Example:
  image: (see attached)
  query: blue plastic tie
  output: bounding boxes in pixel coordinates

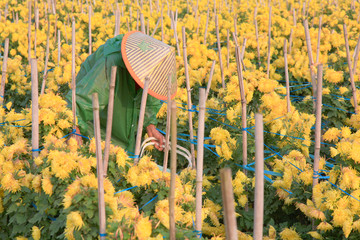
[128,155,139,159]
[99,233,107,237]
[322,104,355,114]
[114,186,138,195]
[139,195,158,211]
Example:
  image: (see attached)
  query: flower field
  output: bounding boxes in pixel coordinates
[1,0,360,239]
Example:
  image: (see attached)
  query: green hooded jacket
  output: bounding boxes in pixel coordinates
[66,34,163,152]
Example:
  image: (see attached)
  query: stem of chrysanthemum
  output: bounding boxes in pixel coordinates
[220,168,238,239]
[169,100,177,240]
[254,113,264,240]
[103,66,117,176]
[195,88,206,238]
[182,26,196,169]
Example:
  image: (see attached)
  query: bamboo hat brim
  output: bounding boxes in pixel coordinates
[121,31,177,100]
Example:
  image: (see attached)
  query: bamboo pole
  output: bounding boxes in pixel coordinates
[0,38,9,105]
[284,39,291,113]
[215,15,225,88]
[312,64,323,189]
[72,17,77,129]
[92,93,106,240]
[161,4,164,41]
[254,7,260,66]
[114,8,120,36]
[171,11,181,56]
[89,5,92,54]
[266,6,272,78]
[196,15,201,36]
[353,35,360,74]
[57,30,61,65]
[28,0,32,64]
[163,76,172,172]
[344,24,359,113]
[151,18,160,37]
[233,33,247,175]
[288,28,294,55]
[205,60,216,100]
[169,100,177,240]
[241,38,247,71]
[204,8,209,44]
[134,77,151,165]
[140,12,145,34]
[233,14,238,42]
[303,19,316,111]
[147,19,150,35]
[31,59,39,159]
[227,29,230,69]
[253,113,264,240]
[195,88,206,238]
[182,26,196,168]
[40,17,50,95]
[220,168,238,240]
[103,66,117,176]
[315,16,322,64]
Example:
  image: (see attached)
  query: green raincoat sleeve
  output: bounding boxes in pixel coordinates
[65,34,162,151]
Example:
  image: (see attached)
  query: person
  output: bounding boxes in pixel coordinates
[66,31,177,153]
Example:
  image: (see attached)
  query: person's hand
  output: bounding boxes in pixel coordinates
[72,126,83,146]
[146,124,165,151]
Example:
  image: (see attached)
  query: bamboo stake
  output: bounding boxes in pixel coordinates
[241,38,247,71]
[163,76,172,172]
[72,17,77,130]
[227,29,230,69]
[233,33,247,175]
[150,0,153,14]
[57,30,61,65]
[0,38,9,105]
[147,19,150,35]
[288,28,294,54]
[126,18,130,32]
[89,5,92,54]
[315,16,322,64]
[253,113,264,240]
[136,9,139,31]
[169,100,177,240]
[205,60,216,100]
[31,59,39,159]
[182,26,196,169]
[196,15,201,36]
[114,8,120,36]
[344,24,359,113]
[220,168,238,239]
[171,11,181,56]
[151,18,160,37]
[303,19,316,111]
[140,13,145,34]
[215,15,225,88]
[266,6,272,78]
[195,88,206,238]
[254,7,260,66]
[28,0,32,64]
[284,39,291,113]
[312,64,323,189]
[134,77,151,165]
[161,4,164,41]
[41,17,50,95]
[353,35,360,74]
[103,66,117,176]
[233,14,237,42]
[204,8,209,44]
[92,93,106,240]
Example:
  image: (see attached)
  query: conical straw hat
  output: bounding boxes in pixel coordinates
[121,31,177,100]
